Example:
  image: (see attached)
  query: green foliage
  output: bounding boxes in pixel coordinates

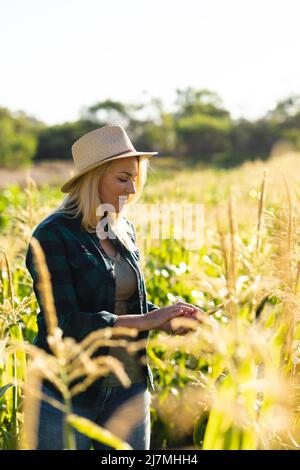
[280,127,300,150]
[175,88,230,119]
[67,414,132,450]
[134,114,177,155]
[85,99,131,127]
[35,120,100,161]
[193,411,209,448]
[1,157,300,450]
[0,108,40,168]
[2,90,300,168]
[176,113,232,161]
[229,118,275,165]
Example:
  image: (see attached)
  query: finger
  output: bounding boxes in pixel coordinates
[182,312,205,325]
[165,306,184,317]
[171,309,185,318]
[181,308,200,317]
[176,301,195,308]
[175,304,196,313]
[182,312,198,320]
[189,303,206,315]
[168,305,186,312]
[185,310,201,316]
[176,301,201,312]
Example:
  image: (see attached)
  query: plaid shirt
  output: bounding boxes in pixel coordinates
[25,211,158,397]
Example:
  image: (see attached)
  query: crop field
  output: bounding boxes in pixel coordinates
[0,152,300,450]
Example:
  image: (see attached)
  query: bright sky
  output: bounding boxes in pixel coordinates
[1,0,299,125]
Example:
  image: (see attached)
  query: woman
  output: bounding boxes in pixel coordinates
[25,125,201,450]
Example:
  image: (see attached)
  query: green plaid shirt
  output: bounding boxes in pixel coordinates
[25,211,158,396]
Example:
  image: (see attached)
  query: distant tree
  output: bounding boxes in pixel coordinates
[83,99,133,128]
[0,108,41,168]
[4,90,299,169]
[176,113,232,162]
[132,97,177,154]
[35,120,100,161]
[175,87,230,119]
[267,95,300,151]
[230,118,275,164]
[174,88,232,162]
[266,95,300,123]
[133,113,176,154]
[82,97,175,154]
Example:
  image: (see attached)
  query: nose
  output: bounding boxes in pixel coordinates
[127,180,136,195]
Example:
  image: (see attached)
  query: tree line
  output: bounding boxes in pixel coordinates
[1,88,300,169]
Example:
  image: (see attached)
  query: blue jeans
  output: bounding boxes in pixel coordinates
[37,382,151,450]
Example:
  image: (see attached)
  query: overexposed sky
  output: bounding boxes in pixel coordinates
[1,0,299,125]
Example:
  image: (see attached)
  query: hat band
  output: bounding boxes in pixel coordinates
[101,148,134,161]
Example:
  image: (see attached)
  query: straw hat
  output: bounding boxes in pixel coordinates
[61,125,158,193]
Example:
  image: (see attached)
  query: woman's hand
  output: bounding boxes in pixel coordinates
[142,301,203,332]
[158,303,205,335]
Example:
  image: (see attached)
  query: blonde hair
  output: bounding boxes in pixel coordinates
[55,156,149,251]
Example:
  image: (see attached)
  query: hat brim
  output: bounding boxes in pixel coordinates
[61,151,158,193]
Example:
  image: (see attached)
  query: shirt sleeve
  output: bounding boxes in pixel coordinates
[25,227,118,342]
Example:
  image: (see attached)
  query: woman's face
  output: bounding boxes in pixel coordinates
[98,157,139,213]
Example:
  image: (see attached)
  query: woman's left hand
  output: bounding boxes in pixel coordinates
[158,305,205,335]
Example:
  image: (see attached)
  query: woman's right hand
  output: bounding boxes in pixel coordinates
[141,301,198,331]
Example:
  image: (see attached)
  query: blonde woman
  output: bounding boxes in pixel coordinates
[26,125,201,450]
